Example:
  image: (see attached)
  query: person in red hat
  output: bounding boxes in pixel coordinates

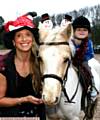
[38,13,53,30]
[0,15,46,119]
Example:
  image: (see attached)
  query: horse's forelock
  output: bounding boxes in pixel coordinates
[39,24,72,43]
[44,27,60,42]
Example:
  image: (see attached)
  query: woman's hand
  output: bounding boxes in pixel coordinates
[26,95,44,104]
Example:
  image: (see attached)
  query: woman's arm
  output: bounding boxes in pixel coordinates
[0,73,43,107]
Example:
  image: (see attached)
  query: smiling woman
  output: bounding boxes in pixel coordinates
[0,14,46,119]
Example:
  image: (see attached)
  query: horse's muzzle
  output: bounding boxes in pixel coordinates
[42,95,59,105]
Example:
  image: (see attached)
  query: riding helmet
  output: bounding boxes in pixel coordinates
[72,16,91,32]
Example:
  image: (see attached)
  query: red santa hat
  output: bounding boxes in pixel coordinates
[3,15,39,49]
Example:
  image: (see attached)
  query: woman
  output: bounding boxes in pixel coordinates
[0,15,46,119]
[71,16,100,101]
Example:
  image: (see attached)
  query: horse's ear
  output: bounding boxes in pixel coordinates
[66,23,73,39]
[38,21,53,42]
[39,29,49,42]
[60,22,73,42]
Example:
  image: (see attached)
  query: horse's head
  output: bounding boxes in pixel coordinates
[39,22,73,105]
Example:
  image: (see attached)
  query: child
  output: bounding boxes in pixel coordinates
[71,16,100,101]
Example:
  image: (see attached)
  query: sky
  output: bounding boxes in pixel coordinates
[0,0,100,23]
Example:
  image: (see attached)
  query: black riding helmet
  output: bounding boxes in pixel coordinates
[72,16,91,32]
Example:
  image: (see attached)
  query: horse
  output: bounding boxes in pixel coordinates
[38,21,100,120]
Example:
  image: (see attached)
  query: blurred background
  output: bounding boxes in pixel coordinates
[0,2,100,54]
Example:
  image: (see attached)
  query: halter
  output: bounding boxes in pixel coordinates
[39,41,79,103]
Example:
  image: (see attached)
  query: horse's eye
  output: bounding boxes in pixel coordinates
[64,58,69,63]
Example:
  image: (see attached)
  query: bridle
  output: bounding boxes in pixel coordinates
[39,41,70,84]
[39,41,79,103]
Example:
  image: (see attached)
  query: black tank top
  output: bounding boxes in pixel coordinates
[0,51,46,119]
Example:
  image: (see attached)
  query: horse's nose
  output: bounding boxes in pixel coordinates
[42,94,59,104]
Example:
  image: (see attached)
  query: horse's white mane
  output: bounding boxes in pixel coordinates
[69,39,76,57]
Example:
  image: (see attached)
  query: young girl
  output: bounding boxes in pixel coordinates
[71,16,100,101]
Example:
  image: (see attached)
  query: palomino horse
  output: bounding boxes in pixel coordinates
[38,22,100,120]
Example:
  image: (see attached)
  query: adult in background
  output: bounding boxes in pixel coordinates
[0,14,46,119]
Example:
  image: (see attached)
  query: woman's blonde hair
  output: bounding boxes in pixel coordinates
[30,39,42,95]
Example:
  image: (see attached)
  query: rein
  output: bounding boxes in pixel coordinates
[39,41,69,86]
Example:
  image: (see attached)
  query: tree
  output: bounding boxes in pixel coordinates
[0,16,4,27]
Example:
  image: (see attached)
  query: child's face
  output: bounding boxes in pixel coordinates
[74,28,89,39]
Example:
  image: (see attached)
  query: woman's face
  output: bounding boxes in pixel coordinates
[13,29,34,52]
[74,28,89,39]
